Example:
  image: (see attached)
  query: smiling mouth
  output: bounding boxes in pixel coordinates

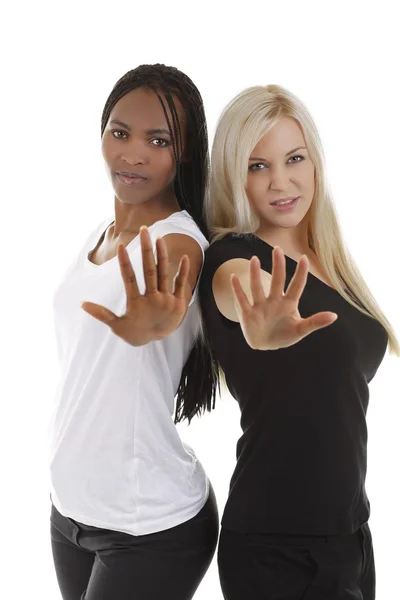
[270,196,299,206]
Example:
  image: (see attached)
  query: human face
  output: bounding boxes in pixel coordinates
[101,87,186,207]
[246,117,315,231]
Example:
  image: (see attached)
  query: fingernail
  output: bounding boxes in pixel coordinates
[139,225,147,232]
[80,301,85,307]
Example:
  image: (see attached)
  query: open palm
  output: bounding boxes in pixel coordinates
[231,247,338,351]
[81,226,190,346]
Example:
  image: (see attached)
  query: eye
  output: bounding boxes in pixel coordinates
[150,138,170,148]
[111,130,128,139]
[288,154,305,164]
[248,163,266,172]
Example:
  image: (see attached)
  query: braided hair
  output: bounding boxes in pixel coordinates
[101,64,219,423]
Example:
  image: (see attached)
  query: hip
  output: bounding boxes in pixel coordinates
[50,482,219,550]
[217,522,375,600]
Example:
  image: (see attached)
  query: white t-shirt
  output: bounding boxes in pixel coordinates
[48,210,210,536]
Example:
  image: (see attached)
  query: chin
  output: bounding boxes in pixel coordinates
[113,185,147,203]
[280,221,303,229]
[268,206,310,228]
[115,194,147,206]
[263,214,305,228]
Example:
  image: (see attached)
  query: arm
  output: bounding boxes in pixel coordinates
[210,247,338,351]
[212,258,272,322]
[162,233,203,306]
[81,227,204,346]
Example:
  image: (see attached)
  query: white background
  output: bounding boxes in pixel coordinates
[1,1,399,598]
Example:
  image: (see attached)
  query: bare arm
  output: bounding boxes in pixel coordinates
[210,248,337,350]
[162,233,203,306]
[81,227,204,346]
[212,258,272,322]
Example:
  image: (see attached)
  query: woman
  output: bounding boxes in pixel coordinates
[200,84,399,600]
[49,64,218,600]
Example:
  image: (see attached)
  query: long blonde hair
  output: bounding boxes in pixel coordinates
[206,85,399,356]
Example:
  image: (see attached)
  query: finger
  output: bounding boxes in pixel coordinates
[230,274,252,316]
[173,255,190,299]
[155,237,170,293]
[284,255,309,302]
[117,244,141,307]
[296,311,338,339]
[268,247,286,300]
[232,294,243,320]
[80,301,118,324]
[140,226,158,295]
[249,256,266,306]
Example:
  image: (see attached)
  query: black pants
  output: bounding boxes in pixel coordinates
[218,522,375,599]
[50,486,219,600]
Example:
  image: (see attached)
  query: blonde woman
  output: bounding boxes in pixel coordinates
[199,85,399,600]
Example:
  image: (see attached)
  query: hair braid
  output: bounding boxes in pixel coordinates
[101,64,219,422]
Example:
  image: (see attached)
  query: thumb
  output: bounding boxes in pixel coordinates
[297,311,338,339]
[80,301,118,324]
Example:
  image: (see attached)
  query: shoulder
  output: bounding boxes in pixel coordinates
[158,211,207,274]
[152,212,208,288]
[206,233,258,255]
[202,233,258,277]
[201,234,272,322]
[162,233,203,269]
[153,210,209,253]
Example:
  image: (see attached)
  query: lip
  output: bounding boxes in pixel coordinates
[271,196,300,212]
[116,172,148,185]
[270,196,299,206]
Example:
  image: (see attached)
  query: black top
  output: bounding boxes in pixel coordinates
[200,234,388,535]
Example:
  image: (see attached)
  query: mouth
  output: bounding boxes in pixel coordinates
[270,196,299,206]
[116,171,148,185]
[270,196,300,212]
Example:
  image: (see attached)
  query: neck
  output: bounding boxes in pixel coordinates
[112,193,180,237]
[255,219,311,256]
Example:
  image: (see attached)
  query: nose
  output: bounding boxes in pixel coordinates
[269,165,289,191]
[120,138,147,166]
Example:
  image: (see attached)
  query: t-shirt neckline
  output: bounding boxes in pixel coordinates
[248,233,337,292]
[86,210,188,268]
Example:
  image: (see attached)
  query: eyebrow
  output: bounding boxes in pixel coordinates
[146,128,171,137]
[109,120,171,136]
[249,146,307,161]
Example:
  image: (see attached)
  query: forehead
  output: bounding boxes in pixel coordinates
[109,87,186,133]
[252,117,306,155]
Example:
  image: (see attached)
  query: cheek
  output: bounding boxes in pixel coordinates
[101,139,113,168]
[246,177,264,207]
[298,165,315,195]
[154,149,176,180]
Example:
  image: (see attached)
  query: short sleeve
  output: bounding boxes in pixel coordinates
[152,222,208,257]
[150,212,209,307]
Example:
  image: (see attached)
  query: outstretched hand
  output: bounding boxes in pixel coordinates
[81,226,190,346]
[231,246,338,351]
